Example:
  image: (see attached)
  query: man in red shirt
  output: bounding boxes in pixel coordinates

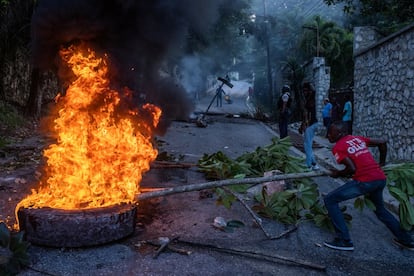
[323,121,414,251]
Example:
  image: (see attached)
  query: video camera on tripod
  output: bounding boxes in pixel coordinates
[217,76,233,89]
[205,75,233,113]
[196,75,233,128]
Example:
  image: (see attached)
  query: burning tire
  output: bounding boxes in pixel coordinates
[17,203,137,248]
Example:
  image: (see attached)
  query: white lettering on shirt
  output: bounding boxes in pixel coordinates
[346,138,367,155]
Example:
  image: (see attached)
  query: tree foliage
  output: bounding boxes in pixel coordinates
[280,57,305,121]
[300,15,353,88]
[301,16,340,59]
[324,0,414,33]
[0,0,35,101]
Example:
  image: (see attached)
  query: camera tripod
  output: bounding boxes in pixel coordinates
[205,76,233,114]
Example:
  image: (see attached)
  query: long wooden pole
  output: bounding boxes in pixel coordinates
[137,170,329,201]
[176,239,326,271]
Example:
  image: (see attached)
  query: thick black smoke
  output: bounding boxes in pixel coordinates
[31,0,225,134]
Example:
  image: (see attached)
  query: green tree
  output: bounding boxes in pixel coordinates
[328,29,353,88]
[301,15,343,59]
[300,15,353,87]
[0,0,35,102]
[280,57,305,121]
[246,10,306,113]
[324,0,414,34]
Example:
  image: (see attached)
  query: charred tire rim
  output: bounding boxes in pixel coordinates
[17,203,137,248]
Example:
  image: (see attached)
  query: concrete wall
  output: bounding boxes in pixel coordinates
[353,23,414,162]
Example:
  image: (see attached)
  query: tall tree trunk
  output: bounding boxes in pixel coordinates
[25,67,42,118]
[0,52,5,101]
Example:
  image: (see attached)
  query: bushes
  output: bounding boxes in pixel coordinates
[0,102,25,148]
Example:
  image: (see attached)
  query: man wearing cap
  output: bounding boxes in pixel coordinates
[278,84,292,139]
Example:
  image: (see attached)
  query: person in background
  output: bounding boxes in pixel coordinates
[323,121,414,251]
[277,84,292,139]
[330,97,341,122]
[302,82,320,170]
[216,86,225,107]
[322,98,332,138]
[342,95,352,134]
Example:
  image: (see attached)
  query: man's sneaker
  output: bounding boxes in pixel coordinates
[311,164,320,171]
[324,238,354,251]
[393,238,414,251]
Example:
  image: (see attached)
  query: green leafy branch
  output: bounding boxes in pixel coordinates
[197,136,342,231]
[384,163,414,230]
[0,222,30,275]
[351,163,414,231]
[198,137,308,180]
[253,183,319,225]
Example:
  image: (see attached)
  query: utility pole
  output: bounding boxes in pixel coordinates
[263,0,273,106]
[303,25,320,57]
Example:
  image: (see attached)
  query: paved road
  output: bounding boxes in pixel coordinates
[16,94,414,276]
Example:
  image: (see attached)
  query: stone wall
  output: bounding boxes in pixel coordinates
[303,57,331,133]
[353,23,414,161]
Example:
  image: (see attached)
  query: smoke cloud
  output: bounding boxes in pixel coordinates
[179,55,205,100]
[31,0,225,134]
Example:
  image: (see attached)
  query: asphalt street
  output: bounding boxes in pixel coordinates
[14,94,414,276]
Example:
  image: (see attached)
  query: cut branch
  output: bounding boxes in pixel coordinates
[222,187,270,239]
[175,239,326,271]
[222,187,298,240]
[151,161,196,169]
[137,170,329,201]
[270,226,298,240]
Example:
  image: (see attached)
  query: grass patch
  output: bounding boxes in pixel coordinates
[0,102,25,148]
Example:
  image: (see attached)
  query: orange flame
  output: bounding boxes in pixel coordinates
[17,45,161,210]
